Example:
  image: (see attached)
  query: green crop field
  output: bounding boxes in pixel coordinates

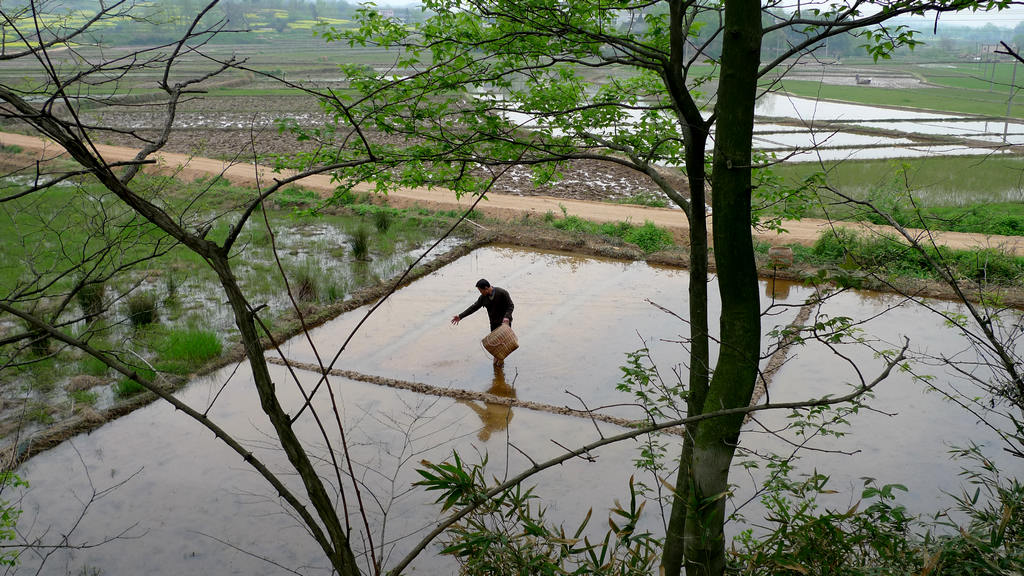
[775,79,1024,118]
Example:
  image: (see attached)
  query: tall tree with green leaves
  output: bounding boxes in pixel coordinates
[287,1,1022,574]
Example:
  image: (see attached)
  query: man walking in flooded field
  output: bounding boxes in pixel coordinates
[451,278,514,365]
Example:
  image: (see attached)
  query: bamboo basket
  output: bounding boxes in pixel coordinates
[481,324,519,360]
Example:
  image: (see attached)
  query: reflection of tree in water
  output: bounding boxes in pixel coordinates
[458,366,516,442]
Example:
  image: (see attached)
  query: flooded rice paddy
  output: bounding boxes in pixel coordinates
[13,246,1023,575]
[753,93,1024,161]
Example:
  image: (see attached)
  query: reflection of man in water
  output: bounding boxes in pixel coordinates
[458,366,516,442]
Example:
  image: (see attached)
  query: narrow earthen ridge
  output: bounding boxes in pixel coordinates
[266,356,686,436]
[746,300,817,422]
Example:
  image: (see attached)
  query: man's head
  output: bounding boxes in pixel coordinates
[476,278,492,296]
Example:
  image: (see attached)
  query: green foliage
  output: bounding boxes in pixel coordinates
[155,328,222,374]
[928,444,1024,575]
[552,215,673,253]
[125,291,159,327]
[622,222,674,254]
[616,346,684,423]
[752,160,819,233]
[79,354,109,377]
[732,468,921,575]
[810,228,1024,285]
[415,454,659,576]
[615,346,684,498]
[0,472,27,567]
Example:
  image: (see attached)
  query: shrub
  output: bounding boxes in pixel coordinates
[812,227,860,262]
[949,248,1024,284]
[552,214,591,233]
[623,221,674,253]
[163,273,180,305]
[125,292,159,327]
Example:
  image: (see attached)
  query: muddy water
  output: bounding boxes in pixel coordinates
[274,246,808,419]
[13,246,1021,575]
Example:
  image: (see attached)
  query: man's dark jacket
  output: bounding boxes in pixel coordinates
[459,287,514,331]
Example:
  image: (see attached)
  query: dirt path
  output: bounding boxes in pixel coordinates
[5,131,1024,256]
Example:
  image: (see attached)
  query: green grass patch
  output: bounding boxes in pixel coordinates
[114,368,156,398]
[25,403,53,425]
[69,389,99,406]
[273,187,320,209]
[154,328,223,375]
[808,228,1024,285]
[79,354,109,377]
[608,192,669,208]
[766,156,1024,236]
[552,215,674,253]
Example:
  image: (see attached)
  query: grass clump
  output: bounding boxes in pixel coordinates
[125,291,159,327]
[373,209,393,233]
[293,263,322,302]
[155,328,222,374]
[114,368,155,398]
[75,279,106,317]
[69,389,99,406]
[350,226,372,261]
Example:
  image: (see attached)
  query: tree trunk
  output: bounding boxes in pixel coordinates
[661,2,713,574]
[684,2,762,576]
[209,254,362,576]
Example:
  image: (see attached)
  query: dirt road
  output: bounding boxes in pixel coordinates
[4,131,1023,256]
